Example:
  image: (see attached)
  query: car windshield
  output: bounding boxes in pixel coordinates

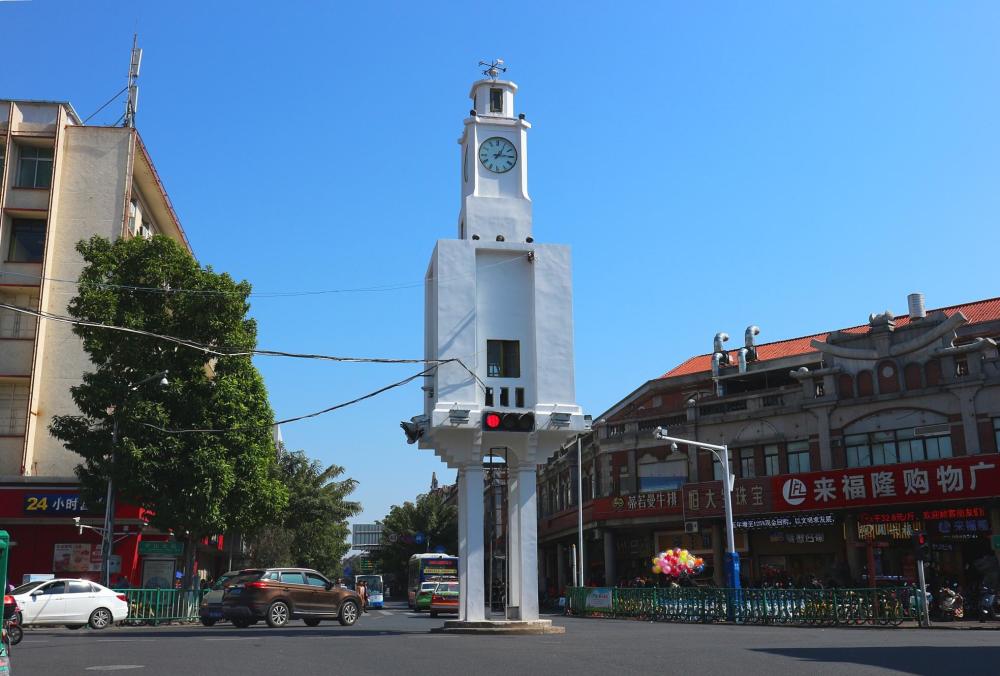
[420,583,437,592]
[436,583,459,593]
[11,581,46,595]
[212,574,237,590]
[228,571,266,586]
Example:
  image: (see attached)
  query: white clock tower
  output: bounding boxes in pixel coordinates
[411,64,585,632]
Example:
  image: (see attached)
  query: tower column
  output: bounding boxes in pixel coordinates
[458,464,486,621]
[508,464,540,620]
[506,465,521,616]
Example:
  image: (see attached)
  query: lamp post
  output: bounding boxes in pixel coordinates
[100,370,168,587]
[652,427,741,602]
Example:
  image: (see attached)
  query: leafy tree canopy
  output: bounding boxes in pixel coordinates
[244,448,361,578]
[376,489,457,584]
[50,235,288,546]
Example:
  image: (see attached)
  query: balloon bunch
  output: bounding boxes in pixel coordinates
[651,549,705,578]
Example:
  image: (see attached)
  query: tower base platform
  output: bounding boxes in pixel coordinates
[431,619,565,635]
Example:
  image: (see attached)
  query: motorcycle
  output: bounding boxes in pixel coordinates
[933,582,964,621]
[978,584,1000,622]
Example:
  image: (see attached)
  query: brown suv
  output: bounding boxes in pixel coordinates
[221,568,362,628]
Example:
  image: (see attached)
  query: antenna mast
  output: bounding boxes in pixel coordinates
[124,34,142,128]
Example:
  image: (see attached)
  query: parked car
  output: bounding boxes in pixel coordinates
[429,581,459,617]
[221,568,362,628]
[11,579,128,630]
[414,581,438,612]
[199,571,240,626]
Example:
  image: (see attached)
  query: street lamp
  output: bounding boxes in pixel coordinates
[652,427,741,596]
[100,370,168,587]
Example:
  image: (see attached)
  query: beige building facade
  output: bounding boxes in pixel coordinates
[0,99,191,480]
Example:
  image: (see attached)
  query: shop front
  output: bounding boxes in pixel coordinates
[738,513,846,586]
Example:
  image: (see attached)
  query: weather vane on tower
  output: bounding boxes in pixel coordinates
[479,58,506,80]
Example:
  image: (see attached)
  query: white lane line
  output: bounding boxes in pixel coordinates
[203,637,257,641]
[85,666,145,671]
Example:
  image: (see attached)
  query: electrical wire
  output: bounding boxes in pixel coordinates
[0,250,532,298]
[82,86,129,124]
[142,363,440,434]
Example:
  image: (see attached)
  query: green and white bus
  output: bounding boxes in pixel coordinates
[407,553,458,608]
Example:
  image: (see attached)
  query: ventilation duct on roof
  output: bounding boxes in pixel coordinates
[711,353,725,396]
[745,325,760,362]
[713,332,731,367]
[908,293,926,321]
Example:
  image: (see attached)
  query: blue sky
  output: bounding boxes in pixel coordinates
[4,1,1000,539]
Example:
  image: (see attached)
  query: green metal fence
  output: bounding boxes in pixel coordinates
[566,586,922,627]
[113,589,209,625]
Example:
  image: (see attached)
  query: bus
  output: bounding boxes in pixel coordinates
[407,553,458,608]
[354,574,384,608]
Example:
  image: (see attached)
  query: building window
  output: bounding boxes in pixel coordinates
[484,387,494,406]
[16,146,53,189]
[0,293,39,339]
[638,454,686,491]
[712,449,734,481]
[0,382,29,435]
[763,445,779,476]
[787,441,811,474]
[490,88,503,113]
[813,379,825,398]
[0,144,5,178]
[955,359,969,377]
[515,387,525,408]
[846,434,871,468]
[7,219,46,262]
[499,387,509,407]
[618,465,631,496]
[487,340,520,378]
[849,428,953,466]
[740,448,756,478]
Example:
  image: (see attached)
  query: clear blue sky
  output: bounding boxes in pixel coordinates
[5,2,1000,539]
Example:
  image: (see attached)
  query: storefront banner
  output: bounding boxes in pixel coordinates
[584,588,613,610]
[771,455,1000,511]
[682,478,774,519]
[24,493,92,514]
[53,543,120,573]
[591,493,683,520]
[734,513,836,530]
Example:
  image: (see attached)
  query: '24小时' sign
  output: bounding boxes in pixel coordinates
[23,494,91,514]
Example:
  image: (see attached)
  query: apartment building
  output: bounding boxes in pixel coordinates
[538,294,1000,592]
[0,99,192,583]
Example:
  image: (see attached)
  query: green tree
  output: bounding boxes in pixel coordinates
[244,448,361,578]
[50,235,288,586]
[376,490,457,584]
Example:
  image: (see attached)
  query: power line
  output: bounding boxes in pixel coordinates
[142,364,439,434]
[0,251,531,298]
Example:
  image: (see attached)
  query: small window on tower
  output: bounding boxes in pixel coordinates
[490,88,503,113]
[487,340,520,378]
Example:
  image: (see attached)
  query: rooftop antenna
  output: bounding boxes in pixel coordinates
[478,58,506,80]
[124,34,142,128]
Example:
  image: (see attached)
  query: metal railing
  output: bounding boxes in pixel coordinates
[566,586,922,627]
[113,588,209,625]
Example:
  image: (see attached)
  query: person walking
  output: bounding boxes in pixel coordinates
[357,580,368,613]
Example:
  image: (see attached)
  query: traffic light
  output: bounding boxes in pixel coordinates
[912,531,931,562]
[482,411,534,432]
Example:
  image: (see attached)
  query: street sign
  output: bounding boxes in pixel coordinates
[414,532,425,545]
[138,540,183,556]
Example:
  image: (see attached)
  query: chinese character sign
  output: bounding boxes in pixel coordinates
[23,493,91,514]
[772,456,1000,511]
[682,478,773,518]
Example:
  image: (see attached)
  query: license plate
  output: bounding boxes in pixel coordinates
[229,589,241,596]
[209,610,223,618]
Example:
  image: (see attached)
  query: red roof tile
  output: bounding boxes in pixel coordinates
[660,297,1000,379]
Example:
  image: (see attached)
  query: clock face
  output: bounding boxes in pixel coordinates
[478,137,517,173]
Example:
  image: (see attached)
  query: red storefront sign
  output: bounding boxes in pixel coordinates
[591,492,684,520]
[682,478,774,519]
[770,455,1000,511]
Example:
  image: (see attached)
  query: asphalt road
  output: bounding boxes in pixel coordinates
[11,602,1000,675]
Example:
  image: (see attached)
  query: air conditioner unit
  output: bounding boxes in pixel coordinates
[684,521,699,534]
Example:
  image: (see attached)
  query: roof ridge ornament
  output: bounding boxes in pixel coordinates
[479,58,506,80]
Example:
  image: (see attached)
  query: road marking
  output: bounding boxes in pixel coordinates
[85,666,145,671]
[203,637,257,641]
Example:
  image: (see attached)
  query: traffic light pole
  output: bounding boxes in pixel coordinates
[916,560,930,627]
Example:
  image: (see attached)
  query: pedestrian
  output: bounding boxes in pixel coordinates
[357,580,368,613]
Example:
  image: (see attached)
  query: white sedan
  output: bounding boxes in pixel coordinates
[12,579,129,629]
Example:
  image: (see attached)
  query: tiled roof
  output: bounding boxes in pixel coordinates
[660,297,1000,379]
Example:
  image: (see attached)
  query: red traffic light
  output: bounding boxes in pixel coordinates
[482,411,534,432]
